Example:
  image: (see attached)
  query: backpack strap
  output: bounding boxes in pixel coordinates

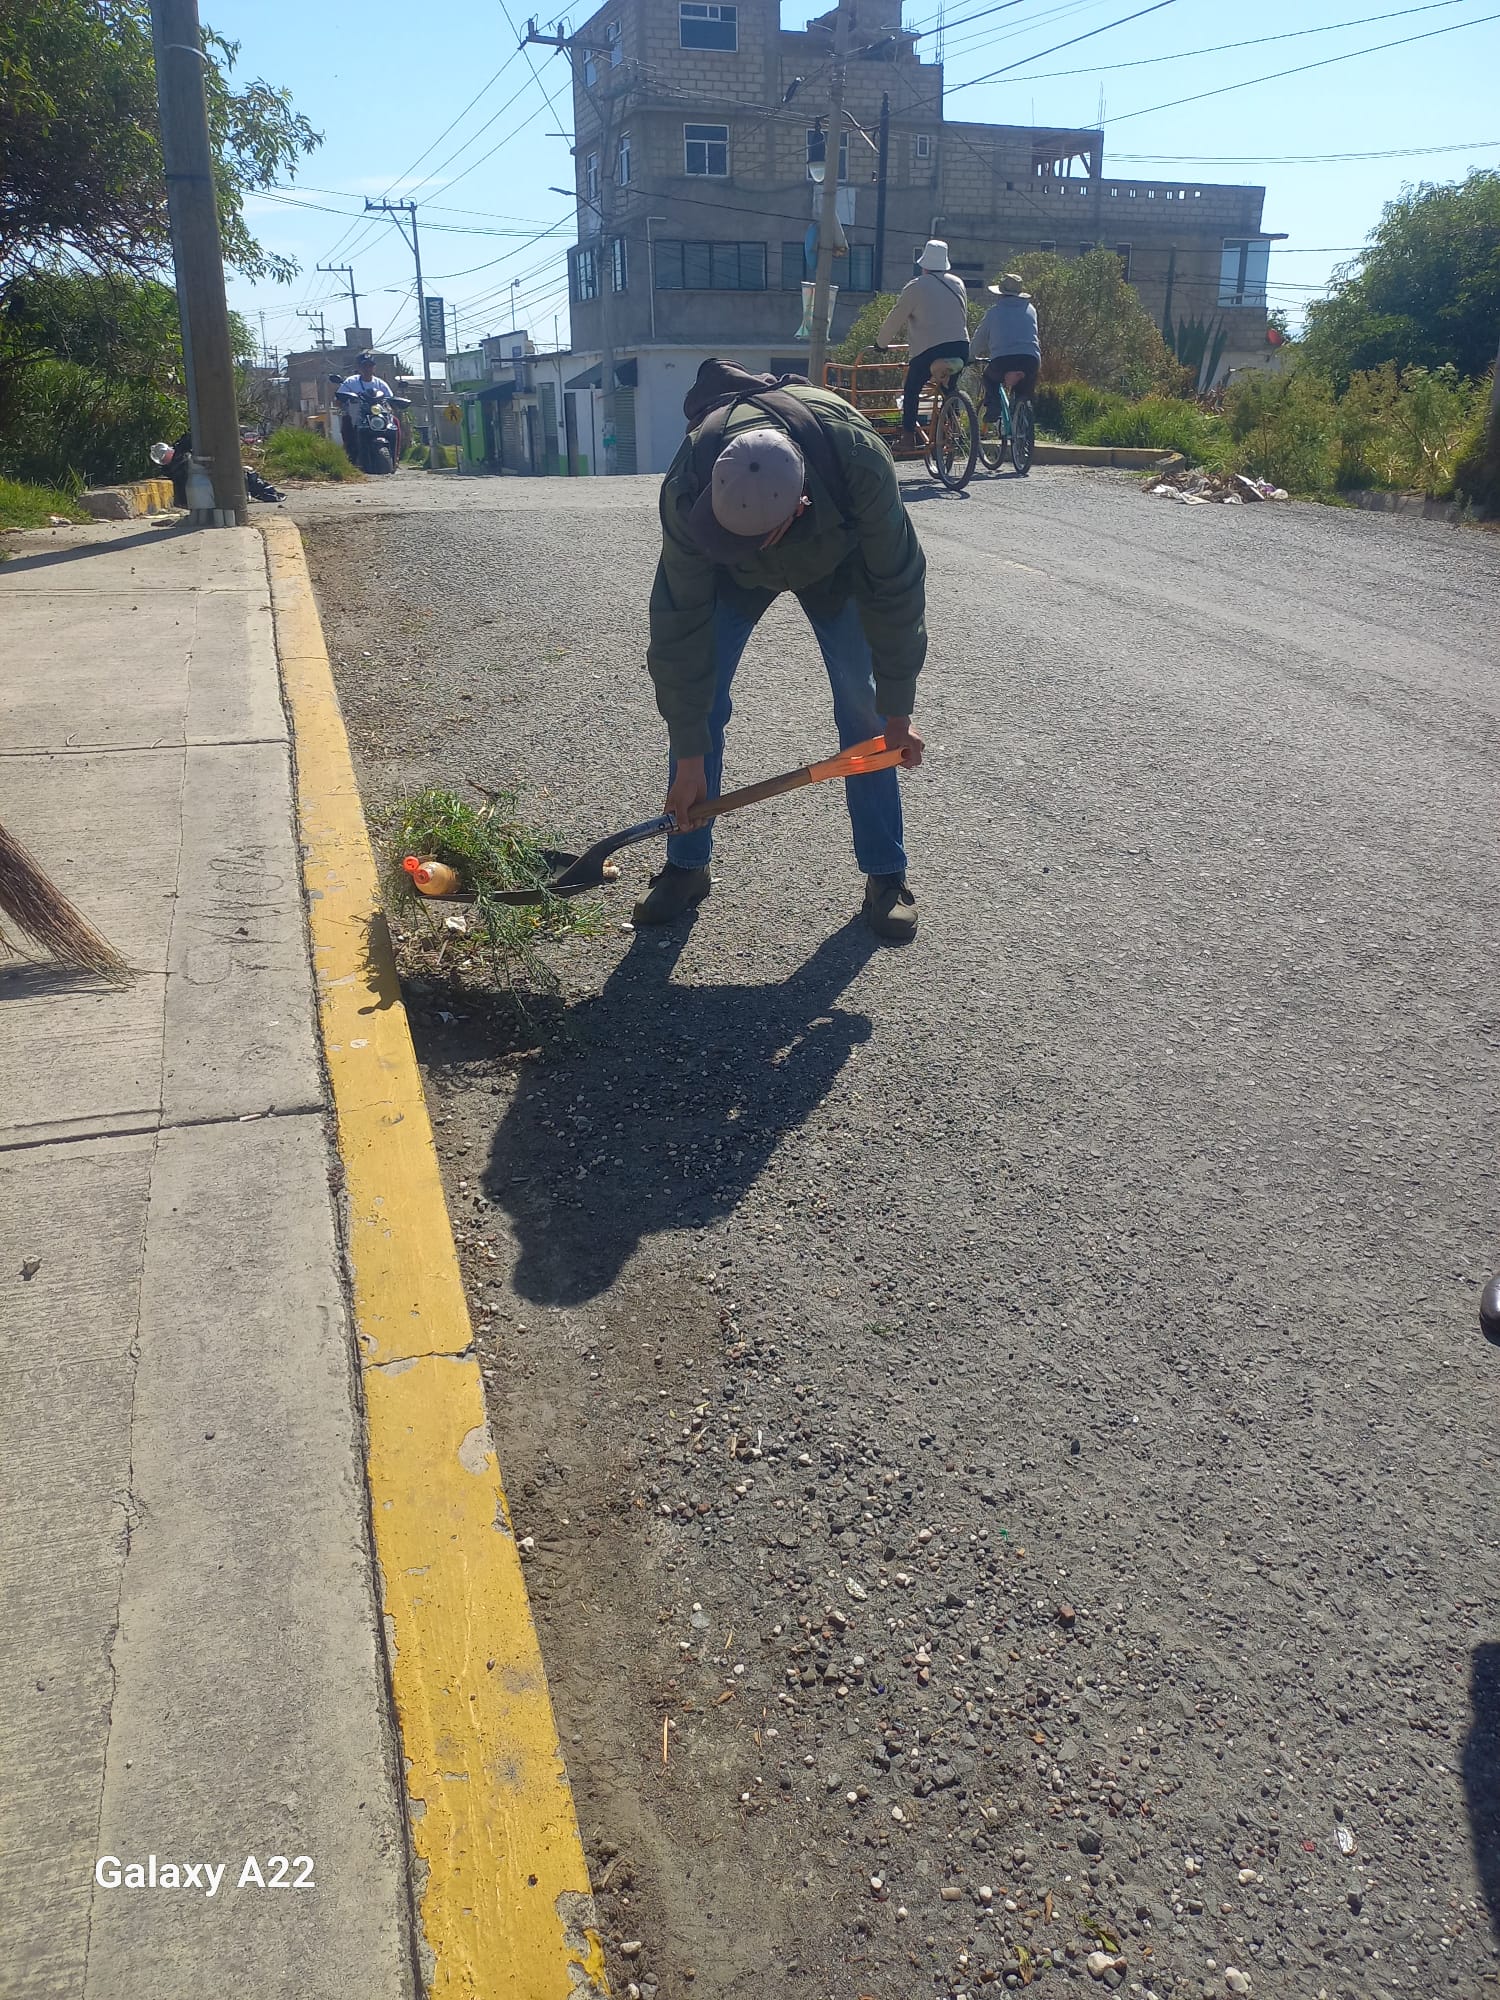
[689,389,852,520]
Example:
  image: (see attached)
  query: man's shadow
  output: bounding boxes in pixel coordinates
[1466,1643,1500,1943]
[479,917,880,1305]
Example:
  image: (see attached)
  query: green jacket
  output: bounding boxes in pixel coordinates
[647,386,927,758]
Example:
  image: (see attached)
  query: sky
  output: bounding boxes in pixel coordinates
[215,0,1500,368]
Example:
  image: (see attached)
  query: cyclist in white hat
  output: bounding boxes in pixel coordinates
[876,240,971,451]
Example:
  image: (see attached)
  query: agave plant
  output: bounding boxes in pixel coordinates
[1164,311,1229,392]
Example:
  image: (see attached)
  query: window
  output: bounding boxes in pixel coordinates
[585,152,600,204]
[611,236,628,292]
[1219,238,1270,307]
[782,240,808,289]
[680,2,737,49]
[684,123,729,175]
[1114,241,1132,280]
[654,239,766,290]
[616,131,632,186]
[607,17,622,64]
[570,245,599,301]
[807,126,848,182]
[1038,239,1056,252]
[1078,242,1095,255]
[915,133,932,161]
[846,243,874,291]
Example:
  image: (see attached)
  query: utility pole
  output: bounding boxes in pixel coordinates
[366,199,441,471]
[298,307,331,348]
[873,91,890,295]
[527,17,621,474]
[149,0,245,525]
[808,0,852,384]
[317,261,361,330]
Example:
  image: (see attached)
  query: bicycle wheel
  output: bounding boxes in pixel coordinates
[933,389,978,490]
[977,411,1005,473]
[1010,396,1035,475]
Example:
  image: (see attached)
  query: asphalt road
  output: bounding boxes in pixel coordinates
[297,463,1500,2000]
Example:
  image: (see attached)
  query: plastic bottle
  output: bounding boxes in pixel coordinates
[402,856,462,897]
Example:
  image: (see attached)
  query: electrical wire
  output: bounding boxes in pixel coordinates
[1109,6,1500,122]
[942,0,1181,101]
[1110,139,1499,162]
[962,0,1489,84]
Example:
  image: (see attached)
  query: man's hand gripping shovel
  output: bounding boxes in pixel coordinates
[402,736,908,906]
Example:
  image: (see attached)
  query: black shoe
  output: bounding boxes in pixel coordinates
[863,873,917,941]
[632,864,711,926]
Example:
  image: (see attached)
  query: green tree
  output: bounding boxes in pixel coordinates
[1011,249,1185,394]
[1301,170,1500,387]
[0,0,320,285]
[0,269,258,487]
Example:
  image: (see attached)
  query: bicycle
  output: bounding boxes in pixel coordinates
[820,347,977,489]
[974,369,1035,476]
[920,356,979,491]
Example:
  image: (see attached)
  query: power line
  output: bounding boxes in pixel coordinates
[1110,7,1500,123]
[392,49,525,189]
[1111,139,1499,162]
[950,0,1181,95]
[973,0,1488,84]
[257,188,564,239]
[312,45,531,267]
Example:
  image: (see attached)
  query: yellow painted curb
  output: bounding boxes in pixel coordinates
[78,476,176,519]
[261,515,607,2000]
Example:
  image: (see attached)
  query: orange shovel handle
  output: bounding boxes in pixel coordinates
[696,736,906,827]
[807,735,907,782]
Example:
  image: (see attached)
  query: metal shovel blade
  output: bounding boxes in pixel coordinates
[488,815,677,904]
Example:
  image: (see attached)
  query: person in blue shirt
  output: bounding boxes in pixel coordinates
[970,274,1041,426]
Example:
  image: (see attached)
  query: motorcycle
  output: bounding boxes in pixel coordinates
[332,380,411,474]
[148,435,284,505]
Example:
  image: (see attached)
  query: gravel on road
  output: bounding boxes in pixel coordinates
[298,465,1500,2000]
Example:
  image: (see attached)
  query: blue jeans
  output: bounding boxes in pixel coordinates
[666,596,908,877]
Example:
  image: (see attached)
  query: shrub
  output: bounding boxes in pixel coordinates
[0,475,88,530]
[260,426,363,482]
[1012,249,1187,396]
[0,357,183,488]
[1033,381,1119,439]
[1073,394,1226,463]
[1224,367,1341,494]
[1452,396,1500,513]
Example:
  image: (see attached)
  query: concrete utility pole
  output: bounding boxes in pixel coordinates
[149,0,246,525]
[527,18,621,474]
[808,0,853,384]
[365,199,441,470]
[317,261,361,329]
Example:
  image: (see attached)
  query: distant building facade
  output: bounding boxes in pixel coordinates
[561,0,1281,386]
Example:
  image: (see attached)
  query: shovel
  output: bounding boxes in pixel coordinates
[415,736,908,906]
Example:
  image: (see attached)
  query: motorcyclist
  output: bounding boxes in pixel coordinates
[333,351,395,463]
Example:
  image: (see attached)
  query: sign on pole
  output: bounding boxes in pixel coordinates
[422,294,447,354]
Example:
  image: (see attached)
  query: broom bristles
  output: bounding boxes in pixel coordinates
[0,820,133,985]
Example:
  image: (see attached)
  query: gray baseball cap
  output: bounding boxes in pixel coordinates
[687,425,805,562]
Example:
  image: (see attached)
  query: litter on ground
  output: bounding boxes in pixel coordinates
[1145,468,1287,505]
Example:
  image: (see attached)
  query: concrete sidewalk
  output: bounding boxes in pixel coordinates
[0,522,413,1997]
